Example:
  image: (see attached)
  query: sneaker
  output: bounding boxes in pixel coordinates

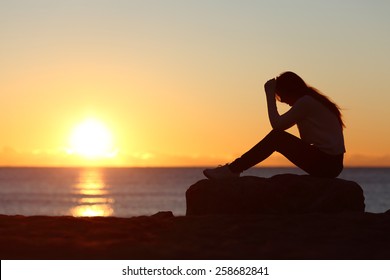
[203,164,240,180]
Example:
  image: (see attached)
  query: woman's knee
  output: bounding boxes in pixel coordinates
[267,129,289,141]
[267,130,298,146]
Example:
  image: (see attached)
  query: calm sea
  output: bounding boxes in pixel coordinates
[0,167,389,217]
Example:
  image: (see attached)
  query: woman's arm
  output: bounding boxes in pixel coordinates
[264,79,280,128]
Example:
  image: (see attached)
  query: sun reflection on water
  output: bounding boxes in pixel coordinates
[71,169,114,217]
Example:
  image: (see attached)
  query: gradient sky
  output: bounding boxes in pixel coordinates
[1,0,390,167]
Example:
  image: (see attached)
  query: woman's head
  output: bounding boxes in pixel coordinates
[275,71,308,105]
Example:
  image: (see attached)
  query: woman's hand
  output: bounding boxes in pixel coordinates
[264,78,277,96]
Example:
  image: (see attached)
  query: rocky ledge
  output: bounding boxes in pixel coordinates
[186,174,365,215]
[2,211,390,259]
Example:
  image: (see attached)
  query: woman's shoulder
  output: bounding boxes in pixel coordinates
[293,95,316,110]
[296,95,337,118]
[295,95,324,109]
[297,95,316,104]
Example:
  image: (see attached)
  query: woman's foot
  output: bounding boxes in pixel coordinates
[203,164,240,180]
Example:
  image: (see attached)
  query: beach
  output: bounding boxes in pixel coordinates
[1,211,390,260]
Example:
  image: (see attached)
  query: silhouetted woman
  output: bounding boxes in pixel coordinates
[204,71,345,179]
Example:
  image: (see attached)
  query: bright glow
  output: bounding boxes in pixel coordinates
[69,119,116,158]
[71,204,114,217]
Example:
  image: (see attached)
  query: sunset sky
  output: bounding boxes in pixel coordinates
[1,0,389,167]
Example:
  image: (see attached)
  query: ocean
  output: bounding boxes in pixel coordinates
[0,167,389,217]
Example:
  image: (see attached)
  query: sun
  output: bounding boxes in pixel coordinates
[69,118,117,158]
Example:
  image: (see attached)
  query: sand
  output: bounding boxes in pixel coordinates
[1,212,390,259]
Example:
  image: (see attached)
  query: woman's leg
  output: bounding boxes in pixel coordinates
[229,130,343,178]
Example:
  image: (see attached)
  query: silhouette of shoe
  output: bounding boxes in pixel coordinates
[203,164,240,180]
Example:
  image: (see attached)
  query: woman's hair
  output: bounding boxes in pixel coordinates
[275,71,345,128]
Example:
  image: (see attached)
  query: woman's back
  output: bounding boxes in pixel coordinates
[295,95,345,155]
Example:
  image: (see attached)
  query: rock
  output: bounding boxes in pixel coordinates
[151,211,174,219]
[186,174,365,215]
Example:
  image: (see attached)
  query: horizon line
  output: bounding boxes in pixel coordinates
[1,165,390,169]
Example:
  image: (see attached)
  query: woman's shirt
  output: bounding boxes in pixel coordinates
[267,94,346,155]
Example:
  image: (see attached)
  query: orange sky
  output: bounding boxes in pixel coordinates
[1,1,390,167]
